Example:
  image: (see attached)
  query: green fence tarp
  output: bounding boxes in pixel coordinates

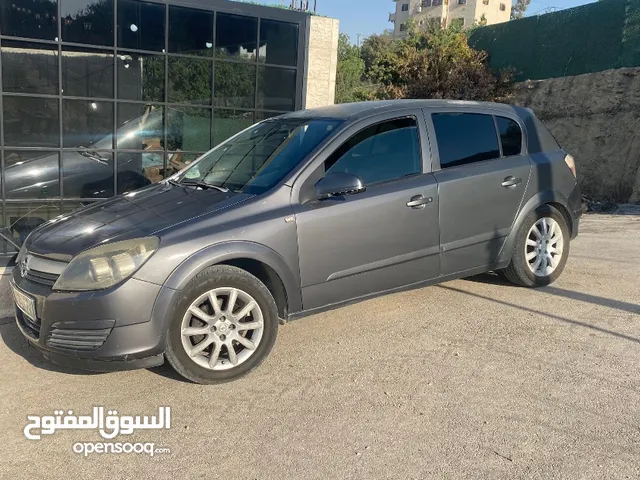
[469,0,640,81]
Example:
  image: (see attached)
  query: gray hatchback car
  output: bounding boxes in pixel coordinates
[10,100,582,383]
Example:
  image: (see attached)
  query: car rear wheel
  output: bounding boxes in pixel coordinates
[501,205,570,287]
[165,265,278,384]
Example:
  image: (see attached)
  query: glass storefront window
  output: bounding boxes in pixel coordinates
[63,99,114,148]
[4,151,61,199]
[62,151,114,198]
[3,96,60,147]
[214,62,256,109]
[257,67,296,111]
[259,20,299,67]
[116,152,162,194]
[215,14,258,61]
[0,0,58,40]
[0,0,304,248]
[254,111,286,122]
[168,57,212,104]
[2,202,62,246]
[117,52,165,102]
[214,109,255,146]
[1,41,59,95]
[61,0,114,46]
[167,106,211,153]
[62,47,115,98]
[165,152,201,177]
[169,6,213,56]
[117,0,166,52]
[116,103,164,150]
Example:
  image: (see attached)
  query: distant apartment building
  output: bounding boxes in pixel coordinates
[389,0,511,36]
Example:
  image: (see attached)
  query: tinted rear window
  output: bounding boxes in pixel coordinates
[432,113,500,168]
[496,116,523,157]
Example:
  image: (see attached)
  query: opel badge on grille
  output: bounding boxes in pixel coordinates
[20,255,31,278]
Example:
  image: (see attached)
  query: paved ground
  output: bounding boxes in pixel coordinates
[0,214,638,479]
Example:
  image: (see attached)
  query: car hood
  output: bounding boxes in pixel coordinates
[26,182,254,260]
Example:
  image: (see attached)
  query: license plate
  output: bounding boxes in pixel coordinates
[11,283,37,321]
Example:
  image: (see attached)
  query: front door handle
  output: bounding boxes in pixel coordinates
[502,176,522,189]
[406,195,433,209]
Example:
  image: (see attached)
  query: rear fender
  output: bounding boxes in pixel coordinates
[497,190,571,264]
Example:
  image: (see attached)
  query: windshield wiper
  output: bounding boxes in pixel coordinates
[179,180,229,192]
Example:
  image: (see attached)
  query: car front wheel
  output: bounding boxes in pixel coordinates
[501,205,570,287]
[165,265,278,384]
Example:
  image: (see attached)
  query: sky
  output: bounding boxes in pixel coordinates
[249,0,596,42]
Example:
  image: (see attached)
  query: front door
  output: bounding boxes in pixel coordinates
[427,110,532,275]
[292,113,440,311]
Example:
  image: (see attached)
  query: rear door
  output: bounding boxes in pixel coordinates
[292,111,440,310]
[426,109,532,275]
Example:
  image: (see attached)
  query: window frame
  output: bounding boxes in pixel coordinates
[401,3,410,11]
[291,109,433,205]
[423,108,527,171]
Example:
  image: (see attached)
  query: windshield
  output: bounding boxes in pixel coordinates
[177,118,342,194]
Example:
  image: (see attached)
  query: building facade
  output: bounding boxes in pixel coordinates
[0,0,338,253]
[389,0,511,35]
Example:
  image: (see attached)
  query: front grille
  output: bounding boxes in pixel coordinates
[24,269,59,287]
[15,308,41,340]
[46,324,113,351]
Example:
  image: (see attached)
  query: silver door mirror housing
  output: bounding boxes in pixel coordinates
[315,172,366,199]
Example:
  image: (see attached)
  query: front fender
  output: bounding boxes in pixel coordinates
[497,190,571,264]
[162,240,302,314]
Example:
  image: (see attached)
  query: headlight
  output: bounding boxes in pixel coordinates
[53,237,159,291]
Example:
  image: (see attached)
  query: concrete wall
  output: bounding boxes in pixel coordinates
[514,67,640,202]
[302,16,339,109]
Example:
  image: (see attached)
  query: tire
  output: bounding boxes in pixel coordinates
[501,205,570,287]
[165,265,278,384]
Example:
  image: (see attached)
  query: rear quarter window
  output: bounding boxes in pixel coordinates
[496,116,523,157]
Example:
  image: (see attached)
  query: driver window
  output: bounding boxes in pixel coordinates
[324,117,421,185]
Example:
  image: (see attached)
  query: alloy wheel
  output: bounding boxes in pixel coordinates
[180,287,264,371]
[525,217,564,277]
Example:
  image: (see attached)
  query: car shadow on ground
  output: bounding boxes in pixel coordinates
[445,283,640,345]
[147,363,192,383]
[0,317,105,376]
[464,272,513,287]
[466,272,640,315]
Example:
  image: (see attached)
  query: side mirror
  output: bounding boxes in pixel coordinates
[315,172,366,199]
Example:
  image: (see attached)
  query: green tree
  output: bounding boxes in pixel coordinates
[367,23,513,102]
[511,0,532,19]
[335,34,369,104]
[359,31,396,73]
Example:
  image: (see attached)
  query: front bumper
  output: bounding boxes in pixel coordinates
[10,268,175,371]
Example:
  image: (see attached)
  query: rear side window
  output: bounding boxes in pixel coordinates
[432,113,500,168]
[325,117,421,185]
[496,116,522,157]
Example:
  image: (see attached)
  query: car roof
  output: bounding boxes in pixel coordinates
[279,99,532,122]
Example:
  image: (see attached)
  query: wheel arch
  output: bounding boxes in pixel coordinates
[163,241,301,318]
[498,190,572,264]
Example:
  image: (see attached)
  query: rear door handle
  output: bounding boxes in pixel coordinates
[501,176,522,189]
[406,195,433,209]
